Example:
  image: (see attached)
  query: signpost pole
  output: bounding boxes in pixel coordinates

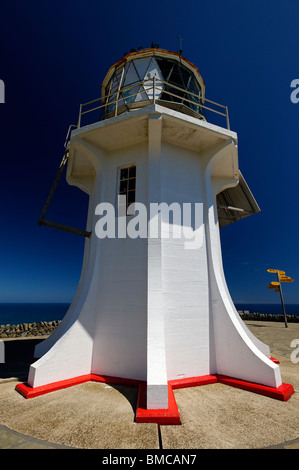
[277,270,288,328]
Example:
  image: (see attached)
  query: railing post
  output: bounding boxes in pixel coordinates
[225,105,230,130]
[115,89,120,117]
[77,104,82,129]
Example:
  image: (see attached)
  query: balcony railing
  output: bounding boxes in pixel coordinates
[76,77,230,130]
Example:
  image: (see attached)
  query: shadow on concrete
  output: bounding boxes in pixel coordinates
[106,384,139,417]
[2,338,139,421]
[0,362,30,381]
[1,338,45,382]
[246,324,268,328]
[3,338,44,363]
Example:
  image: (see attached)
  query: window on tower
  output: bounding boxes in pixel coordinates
[118,164,136,215]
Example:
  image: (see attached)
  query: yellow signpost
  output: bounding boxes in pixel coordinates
[279,276,294,283]
[266,269,294,328]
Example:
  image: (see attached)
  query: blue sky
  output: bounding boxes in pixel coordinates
[0,0,298,304]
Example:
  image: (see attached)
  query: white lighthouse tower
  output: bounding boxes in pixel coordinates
[17,48,293,421]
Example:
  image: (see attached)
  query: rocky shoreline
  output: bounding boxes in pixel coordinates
[0,320,61,338]
[0,311,299,339]
[238,311,299,323]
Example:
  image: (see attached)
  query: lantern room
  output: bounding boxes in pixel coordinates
[101,48,205,119]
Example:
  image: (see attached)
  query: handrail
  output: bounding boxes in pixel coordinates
[77,78,230,129]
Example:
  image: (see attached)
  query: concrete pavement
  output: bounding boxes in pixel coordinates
[0,321,298,449]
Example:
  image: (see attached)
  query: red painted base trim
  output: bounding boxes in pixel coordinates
[15,374,92,399]
[15,373,295,425]
[217,375,294,402]
[270,357,280,364]
[136,383,181,425]
[15,374,141,399]
[169,374,218,390]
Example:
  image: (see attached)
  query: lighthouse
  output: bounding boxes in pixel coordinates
[16,48,293,421]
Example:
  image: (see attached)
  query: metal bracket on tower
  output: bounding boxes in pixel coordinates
[38,149,92,238]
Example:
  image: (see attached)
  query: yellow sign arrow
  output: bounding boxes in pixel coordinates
[267,269,286,275]
[267,283,280,289]
[267,269,294,282]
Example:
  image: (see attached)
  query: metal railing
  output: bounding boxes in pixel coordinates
[76,77,230,130]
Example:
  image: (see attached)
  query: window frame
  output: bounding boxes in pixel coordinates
[116,163,136,217]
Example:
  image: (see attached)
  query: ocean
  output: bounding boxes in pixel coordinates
[0,302,298,326]
[235,303,299,317]
[0,303,70,326]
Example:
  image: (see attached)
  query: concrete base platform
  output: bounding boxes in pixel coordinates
[0,321,298,449]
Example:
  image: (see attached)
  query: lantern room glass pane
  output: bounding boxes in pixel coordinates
[123,62,140,87]
[133,57,152,80]
[135,87,148,102]
[168,64,182,87]
[156,59,174,81]
[143,58,163,99]
[122,85,140,103]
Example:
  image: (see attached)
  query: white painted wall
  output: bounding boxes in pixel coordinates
[91,143,148,381]
[161,143,210,380]
[204,142,281,388]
